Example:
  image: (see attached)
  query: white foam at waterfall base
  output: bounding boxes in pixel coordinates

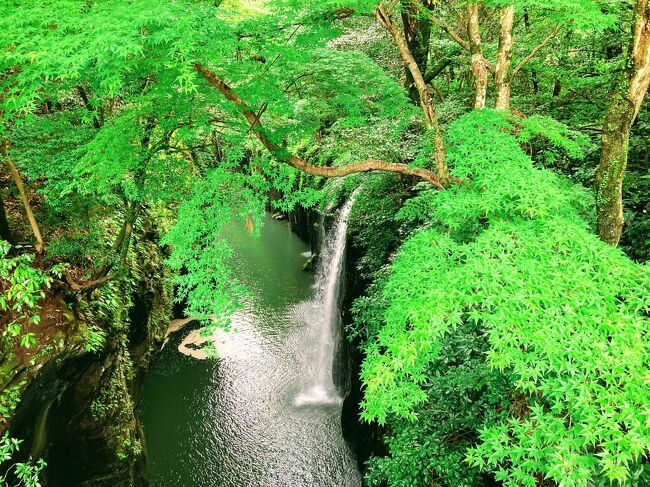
[293,385,343,407]
[293,191,358,407]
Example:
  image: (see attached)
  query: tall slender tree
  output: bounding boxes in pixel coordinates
[400,0,434,104]
[495,5,515,109]
[467,3,488,108]
[596,0,650,245]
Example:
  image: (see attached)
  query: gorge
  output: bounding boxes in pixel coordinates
[140,203,362,486]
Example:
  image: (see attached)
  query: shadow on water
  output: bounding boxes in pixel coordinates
[138,211,362,487]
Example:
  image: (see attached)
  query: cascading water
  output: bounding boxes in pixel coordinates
[140,206,362,486]
[294,192,357,406]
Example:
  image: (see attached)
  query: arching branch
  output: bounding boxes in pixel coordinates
[193,63,445,189]
[512,24,563,76]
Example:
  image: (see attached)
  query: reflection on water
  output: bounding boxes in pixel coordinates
[139,214,361,487]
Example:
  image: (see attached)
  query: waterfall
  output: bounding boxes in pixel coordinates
[294,191,358,406]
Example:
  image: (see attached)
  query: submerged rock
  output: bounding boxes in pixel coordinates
[177,326,235,360]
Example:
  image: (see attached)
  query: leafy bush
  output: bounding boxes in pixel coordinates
[362,317,511,486]
[360,110,650,486]
[0,433,46,487]
[0,242,51,346]
[348,174,408,280]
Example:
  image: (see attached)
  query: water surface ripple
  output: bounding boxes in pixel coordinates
[139,213,361,487]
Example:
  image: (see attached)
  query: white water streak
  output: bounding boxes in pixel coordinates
[294,191,358,406]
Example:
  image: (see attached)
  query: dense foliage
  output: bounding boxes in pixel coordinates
[1,0,648,485]
[358,111,649,485]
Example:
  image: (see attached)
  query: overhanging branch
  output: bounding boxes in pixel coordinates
[193,63,445,188]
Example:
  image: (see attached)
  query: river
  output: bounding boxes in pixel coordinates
[138,210,361,486]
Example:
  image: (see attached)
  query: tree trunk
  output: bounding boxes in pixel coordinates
[596,0,650,246]
[92,203,140,280]
[523,9,539,96]
[467,3,488,108]
[376,3,449,179]
[1,142,44,254]
[0,191,13,244]
[552,79,562,97]
[495,5,515,109]
[400,0,433,104]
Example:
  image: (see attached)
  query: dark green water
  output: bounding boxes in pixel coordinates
[138,213,361,486]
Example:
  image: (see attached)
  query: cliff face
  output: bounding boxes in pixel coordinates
[339,227,388,473]
[286,191,389,476]
[2,239,173,487]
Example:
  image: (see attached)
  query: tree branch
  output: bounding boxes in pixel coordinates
[65,272,114,292]
[1,141,44,254]
[424,46,461,83]
[76,86,102,129]
[193,63,445,188]
[512,24,562,76]
[421,9,469,51]
[412,1,496,74]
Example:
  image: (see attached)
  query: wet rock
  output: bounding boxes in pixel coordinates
[302,255,315,272]
[4,240,173,487]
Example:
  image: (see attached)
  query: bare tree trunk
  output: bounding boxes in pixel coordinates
[495,5,515,109]
[467,3,488,108]
[0,192,13,244]
[400,0,433,104]
[376,3,449,179]
[1,142,44,254]
[596,0,650,245]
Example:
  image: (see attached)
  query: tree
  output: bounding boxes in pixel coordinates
[596,0,650,245]
[467,2,489,108]
[375,1,448,179]
[0,0,451,319]
[417,0,600,109]
[495,4,515,109]
[399,0,434,104]
[359,110,650,486]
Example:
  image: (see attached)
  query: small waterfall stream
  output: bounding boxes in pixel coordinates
[294,194,357,406]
